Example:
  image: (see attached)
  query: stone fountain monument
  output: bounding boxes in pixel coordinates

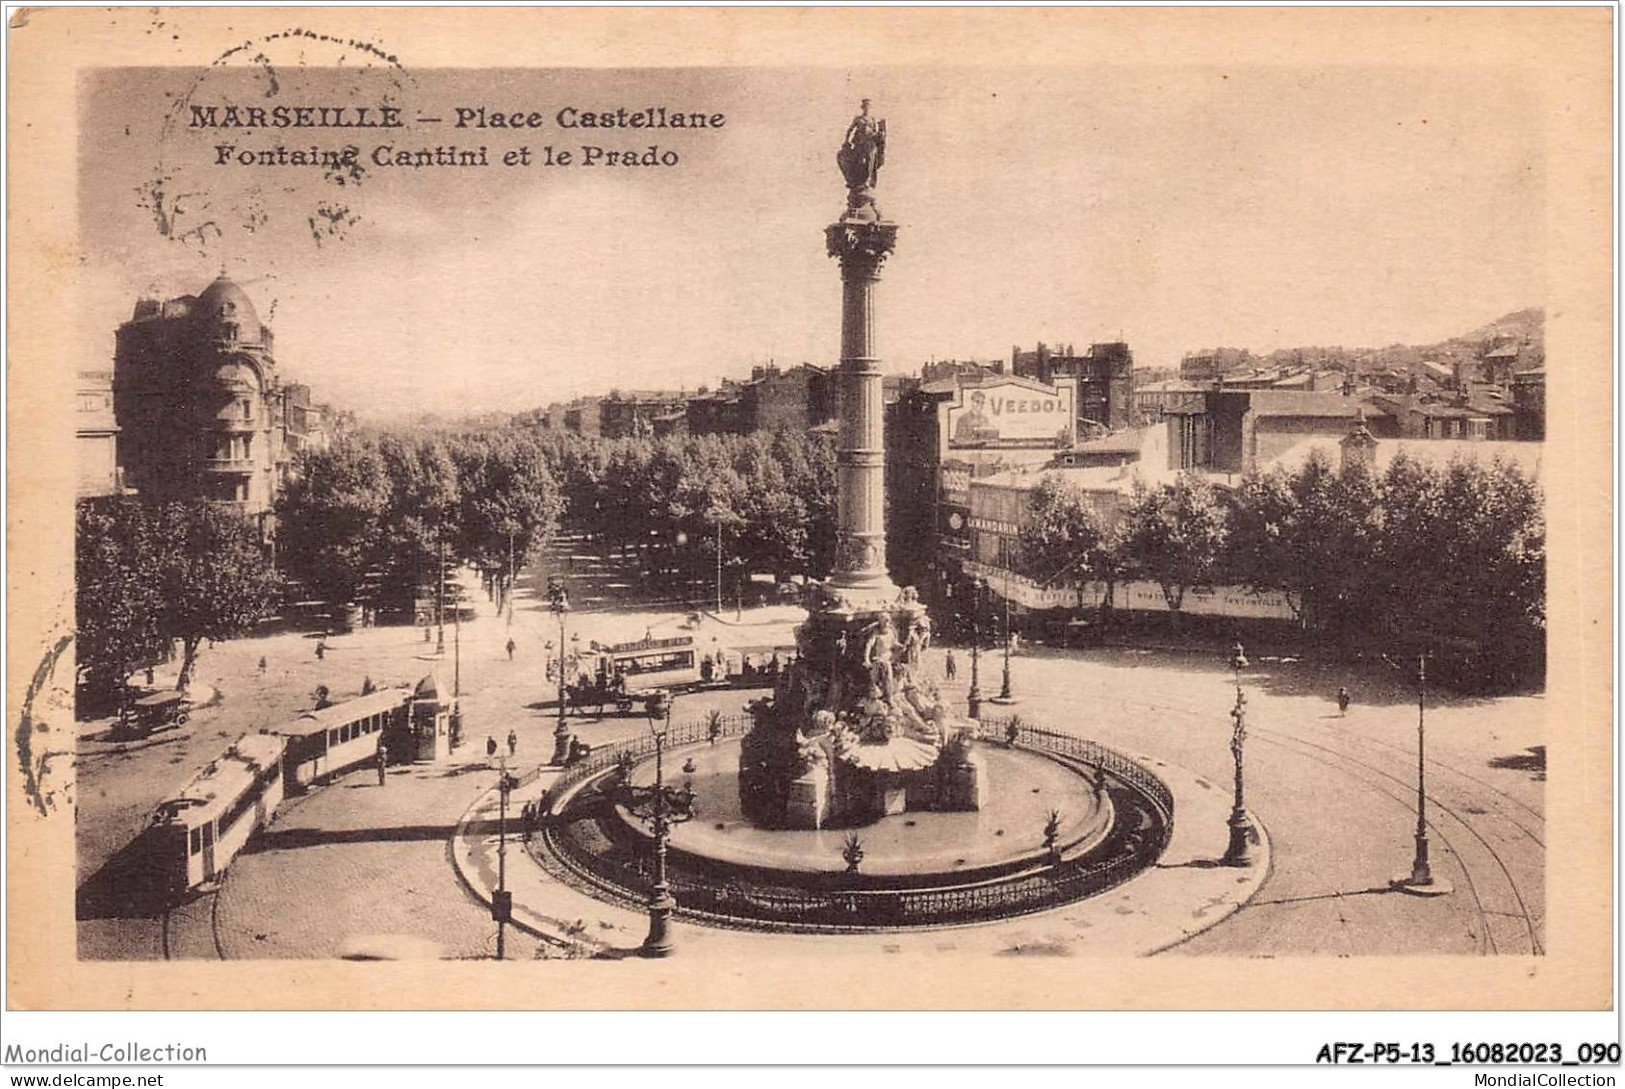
[739,100,984,829]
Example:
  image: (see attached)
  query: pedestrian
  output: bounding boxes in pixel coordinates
[424,626,431,643]
[1337,686,1351,717]
[945,650,958,681]
[506,637,516,661]
[315,639,327,661]
[376,742,388,786]
[257,656,267,676]
[486,735,498,760]
[507,729,518,757]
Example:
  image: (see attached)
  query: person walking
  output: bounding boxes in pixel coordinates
[945,650,958,681]
[486,735,498,760]
[257,656,268,677]
[1337,686,1351,717]
[315,639,327,661]
[375,741,388,786]
[506,637,516,661]
[521,801,537,843]
[507,729,518,758]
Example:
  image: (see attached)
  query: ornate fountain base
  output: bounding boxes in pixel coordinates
[739,584,983,831]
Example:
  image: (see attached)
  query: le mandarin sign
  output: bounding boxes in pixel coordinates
[945,379,1074,450]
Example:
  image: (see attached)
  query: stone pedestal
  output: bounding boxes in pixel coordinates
[939,751,985,811]
[786,769,832,830]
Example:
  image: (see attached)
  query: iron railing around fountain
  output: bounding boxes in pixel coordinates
[976,715,1176,826]
[540,713,754,814]
[538,710,1177,933]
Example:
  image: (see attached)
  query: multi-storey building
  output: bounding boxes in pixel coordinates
[685,363,836,437]
[1011,341,1134,434]
[113,275,288,526]
[75,369,121,498]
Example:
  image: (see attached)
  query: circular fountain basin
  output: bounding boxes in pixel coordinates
[617,739,1109,877]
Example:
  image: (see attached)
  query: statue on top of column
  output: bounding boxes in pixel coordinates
[838,98,887,219]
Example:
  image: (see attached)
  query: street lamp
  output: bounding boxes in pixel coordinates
[1393,652,1451,896]
[1222,642,1261,866]
[967,576,985,720]
[619,690,696,958]
[436,532,447,656]
[548,577,572,765]
[491,756,520,959]
[990,565,1019,705]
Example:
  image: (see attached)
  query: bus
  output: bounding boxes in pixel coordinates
[150,733,286,895]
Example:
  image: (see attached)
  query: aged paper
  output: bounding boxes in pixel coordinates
[6,6,1612,1012]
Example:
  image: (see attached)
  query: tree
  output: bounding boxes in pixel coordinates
[1375,453,1544,688]
[75,498,167,705]
[275,437,392,606]
[1018,474,1118,621]
[1226,451,1382,641]
[450,431,563,610]
[1120,472,1229,623]
[155,501,281,692]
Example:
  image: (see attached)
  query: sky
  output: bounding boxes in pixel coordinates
[79,64,1544,420]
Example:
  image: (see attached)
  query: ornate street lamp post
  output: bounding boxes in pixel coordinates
[1222,642,1261,866]
[1394,652,1451,895]
[622,690,696,957]
[966,576,985,720]
[990,565,1018,705]
[492,756,519,959]
[435,532,446,656]
[548,577,572,765]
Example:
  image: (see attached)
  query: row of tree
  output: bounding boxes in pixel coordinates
[539,429,838,593]
[276,429,565,614]
[274,427,838,621]
[76,499,281,702]
[1019,450,1544,687]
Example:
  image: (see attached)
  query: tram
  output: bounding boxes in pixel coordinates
[566,634,701,714]
[269,687,411,791]
[150,733,286,895]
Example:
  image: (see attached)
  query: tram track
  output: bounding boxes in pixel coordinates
[1249,725,1543,955]
[1035,681,1544,955]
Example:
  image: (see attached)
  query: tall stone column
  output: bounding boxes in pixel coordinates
[825,219,899,601]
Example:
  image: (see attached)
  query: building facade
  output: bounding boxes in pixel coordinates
[113,276,288,524]
[1164,389,1397,475]
[76,369,121,498]
[1012,341,1134,434]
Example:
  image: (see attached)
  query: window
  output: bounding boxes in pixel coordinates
[241,398,253,421]
[189,827,202,855]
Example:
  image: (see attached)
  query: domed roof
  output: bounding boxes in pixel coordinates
[196,275,261,333]
[413,673,444,702]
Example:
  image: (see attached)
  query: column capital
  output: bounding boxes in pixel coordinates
[826,220,899,278]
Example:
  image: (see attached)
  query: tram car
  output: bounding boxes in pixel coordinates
[150,732,286,895]
[268,687,412,791]
[566,634,701,714]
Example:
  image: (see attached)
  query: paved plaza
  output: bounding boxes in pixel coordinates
[75,538,1545,962]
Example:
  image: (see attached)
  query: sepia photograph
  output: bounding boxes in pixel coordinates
[4,4,1613,1043]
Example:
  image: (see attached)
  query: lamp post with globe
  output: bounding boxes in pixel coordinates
[1222,642,1261,866]
[616,690,696,957]
[547,577,572,765]
[966,576,985,720]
